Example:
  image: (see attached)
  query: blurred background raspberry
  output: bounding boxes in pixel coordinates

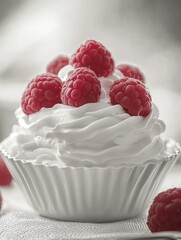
[0,0,180,152]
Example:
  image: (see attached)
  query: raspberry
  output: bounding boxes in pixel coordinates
[21,73,62,115]
[147,188,181,232]
[47,55,69,75]
[61,67,101,107]
[0,191,2,211]
[109,78,152,117]
[70,40,115,77]
[0,156,12,186]
[116,64,145,83]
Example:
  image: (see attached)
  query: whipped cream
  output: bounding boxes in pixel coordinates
[1,72,167,167]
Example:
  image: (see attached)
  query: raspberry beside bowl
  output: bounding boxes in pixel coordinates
[0,138,180,223]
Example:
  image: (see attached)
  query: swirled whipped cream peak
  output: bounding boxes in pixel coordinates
[1,40,170,167]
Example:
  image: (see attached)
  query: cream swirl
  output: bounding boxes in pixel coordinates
[2,98,166,167]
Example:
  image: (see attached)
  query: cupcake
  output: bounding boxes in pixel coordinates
[0,40,180,222]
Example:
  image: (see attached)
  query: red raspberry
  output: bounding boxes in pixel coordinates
[0,191,2,211]
[47,55,69,75]
[116,64,145,83]
[21,73,62,115]
[61,67,101,107]
[0,156,12,186]
[109,78,152,117]
[147,188,181,232]
[70,40,115,77]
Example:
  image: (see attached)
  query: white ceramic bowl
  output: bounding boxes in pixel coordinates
[0,139,180,222]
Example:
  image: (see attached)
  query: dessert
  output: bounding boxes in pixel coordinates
[0,40,180,222]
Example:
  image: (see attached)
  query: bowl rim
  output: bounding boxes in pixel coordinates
[0,138,180,170]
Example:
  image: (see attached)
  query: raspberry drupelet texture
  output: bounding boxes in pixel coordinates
[109,78,152,117]
[61,67,101,107]
[147,188,181,232]
[116,64,145,83]
[70,40,115,77]
[47,55,69,75]
[21,73,62,115]
[0,156,12,186]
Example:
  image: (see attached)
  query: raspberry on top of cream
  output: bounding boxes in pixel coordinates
[1,40,168,167]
